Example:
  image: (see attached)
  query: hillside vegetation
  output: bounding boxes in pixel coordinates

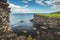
[35,11,60,27]
[36,11,60,18]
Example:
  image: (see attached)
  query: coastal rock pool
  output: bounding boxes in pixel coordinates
[10,13,40,35]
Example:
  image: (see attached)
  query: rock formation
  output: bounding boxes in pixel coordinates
[0,0,33,40]
[0,0,10,32]
[0,0,18,40]
[0,0,60,40]
[32,14,59,27]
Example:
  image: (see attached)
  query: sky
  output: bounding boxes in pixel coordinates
[7,0,60,13]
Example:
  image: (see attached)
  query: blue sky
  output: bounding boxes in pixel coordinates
[8,0,60,13]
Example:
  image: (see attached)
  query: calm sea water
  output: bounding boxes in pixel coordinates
[10,13,34,25]
[10,13,42,35]
[10,13,35,30]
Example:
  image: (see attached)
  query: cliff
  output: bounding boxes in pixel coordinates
[32,14,60,28]
[0,0,10,32]
[0,0,18,40]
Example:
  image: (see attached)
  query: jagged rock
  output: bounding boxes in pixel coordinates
[0,0,10,33]
[32,14,60,27]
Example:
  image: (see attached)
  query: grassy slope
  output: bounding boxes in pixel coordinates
[36,12,60,18]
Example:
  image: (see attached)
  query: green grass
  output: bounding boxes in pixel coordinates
[36,13,60,18]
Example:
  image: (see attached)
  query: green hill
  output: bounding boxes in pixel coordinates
[36,11,60,18]
[35,11,60,27]
[51,11,60,14]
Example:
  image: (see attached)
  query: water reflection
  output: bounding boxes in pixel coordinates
[11,21,38,35]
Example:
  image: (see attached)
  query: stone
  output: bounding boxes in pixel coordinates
[58,32,60,35]
[32,27,37,31]
[0,0,10,33]
[19,36,27,40]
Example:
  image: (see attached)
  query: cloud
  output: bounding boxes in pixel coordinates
[45,0,54,6]
[35,0,60,12]
[45,0,60,10]
[35,0,45,6]
[8,0,60,13]
[8,3,29,13]
[52,4,60,9]
[22,0,32,3]
[23,5,28,8]
[8,3,40,13]
[55,0,60,2]
[51,4,60,12]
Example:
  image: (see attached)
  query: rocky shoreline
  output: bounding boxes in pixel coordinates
[31,14,60,28]
[0,13,59,40]
[0,0,60,40]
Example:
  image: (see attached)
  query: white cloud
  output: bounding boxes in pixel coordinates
[8,0,60,13]
[35,0,60,12]
[55,0,60,2]
[8,3,40,13]
[22,1,28,3]
[35,0,45,6]
[8,3,29,13]
[22,0,32,3]
[23,5,28,8]
[45,0,60,10]
[51,4,60,12]
[45,0,54,6]
[52,4,60,9]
